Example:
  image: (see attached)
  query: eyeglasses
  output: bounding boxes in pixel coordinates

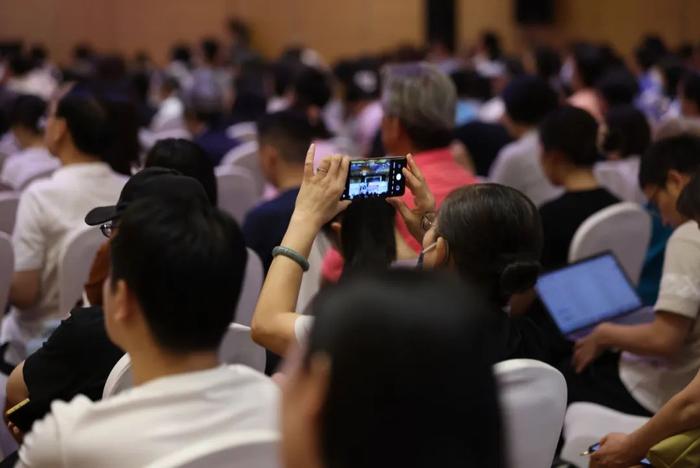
[421,212,437,232]
[100,221,116,238]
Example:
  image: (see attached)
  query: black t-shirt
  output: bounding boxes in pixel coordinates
[453,121,512,177]
[493,311,555,365]
[23,306,124,422]
[539,188,620,270]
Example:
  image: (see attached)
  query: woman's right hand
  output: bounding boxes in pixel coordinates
[388,154,437,243]
[292,144,351,230]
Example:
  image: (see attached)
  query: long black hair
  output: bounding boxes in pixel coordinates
[305,269,504,468]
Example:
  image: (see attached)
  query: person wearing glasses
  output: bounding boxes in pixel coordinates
[4,93,127,364]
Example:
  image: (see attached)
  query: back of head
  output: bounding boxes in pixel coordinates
[573,43,607,88]
[596,67,640,108]
[145,138,218,205]
[635,35,668,71]
[603,105,651,158]
[438,184,543,304]
[681,72,700,113]
[677,170,700,221]
[201,38,220,64]
[9,94,46,135]
[307,269,503,468]
[533,46,562,81]
[110,196,247,352]
[99,96,139,175]
[639,134,700,189]
[481,31,502,61]
[658,55,686,99]
[257,110,314,165]
[338,199,396,276]
[382,62,456,150]
[292,66,332,110]
[56,92,110,156]
[171,44,192,66]
[539,105,599,167]
[342,58,381,103]
[450,69,491,101]
[502,75,559,126]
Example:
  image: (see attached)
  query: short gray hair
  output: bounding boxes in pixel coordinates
[381,62,457,134]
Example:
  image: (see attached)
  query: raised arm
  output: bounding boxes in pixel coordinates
[251,145,350,355]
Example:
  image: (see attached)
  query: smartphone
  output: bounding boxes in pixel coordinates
[6,398,37,433]
[584,443,652,466]
[341,157,407,201]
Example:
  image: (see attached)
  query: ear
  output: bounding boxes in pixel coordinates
[330,221,342,244]
[111,279,136,324]
[667,169,690,193]
[434,236,450,267]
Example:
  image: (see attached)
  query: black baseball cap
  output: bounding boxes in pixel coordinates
[85,167,210,226]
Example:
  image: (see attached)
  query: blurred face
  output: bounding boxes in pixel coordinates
[643,171,690,227]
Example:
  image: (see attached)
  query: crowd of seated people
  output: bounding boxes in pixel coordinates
[1,18,700,468]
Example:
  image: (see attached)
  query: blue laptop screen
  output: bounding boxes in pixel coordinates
[535,254,642,335]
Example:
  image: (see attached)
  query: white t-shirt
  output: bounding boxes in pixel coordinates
[620,221,700,412]
[0,146,59,191]
[150,95,185,133]
[594,157,646,205]
[2,163,126,355]
[294,315,315,344]
[488,130,563,207]
[17,365,279,468]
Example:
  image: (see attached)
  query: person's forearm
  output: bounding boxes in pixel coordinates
[598,322,682,357]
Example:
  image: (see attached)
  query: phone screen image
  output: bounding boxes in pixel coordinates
[341,157,406,200]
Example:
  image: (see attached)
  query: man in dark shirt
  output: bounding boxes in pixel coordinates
[538,106,620,269]
[243,111,313,271]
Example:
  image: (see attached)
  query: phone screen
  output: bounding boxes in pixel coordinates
[341,157,407,200]
[586,443,652,466]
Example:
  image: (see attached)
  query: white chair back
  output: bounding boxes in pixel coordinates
[18,167,55,191]
[58,226,105,315]
[146,430,280,468]
[494,359,567,468]
[219,141,264,196]
[235,248,264,327]
[215,166,261,226]
[0,192,19,234]
[0,233,13,319]
[297,235,331,313]
[218,323,266,372]
[226,122,258,142]
[568,202,652,284]
[102,353,133,398]
[560,402,649,467]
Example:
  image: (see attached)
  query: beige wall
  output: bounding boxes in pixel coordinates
[1,0,699,65]
[0,0,423,65]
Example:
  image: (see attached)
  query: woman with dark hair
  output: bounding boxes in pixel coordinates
[594,105,651,203]
[281,270,504,468]
[252,146,552,363]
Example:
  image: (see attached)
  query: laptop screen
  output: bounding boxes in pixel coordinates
[535,254,642,335]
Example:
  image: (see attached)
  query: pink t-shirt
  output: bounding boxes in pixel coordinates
[322,147,477,282]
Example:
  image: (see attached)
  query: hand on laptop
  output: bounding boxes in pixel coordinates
[573,324,611,373]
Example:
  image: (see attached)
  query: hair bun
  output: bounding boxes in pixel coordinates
[499,260,541,297]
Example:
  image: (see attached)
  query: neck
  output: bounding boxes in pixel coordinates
[275,165,304,191]
[129,344,220,386]
[21,135,45,150]
[510,123,534,139]
[559,166,599,191]
[59,146,100,166]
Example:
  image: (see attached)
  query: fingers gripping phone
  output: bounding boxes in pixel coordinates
[583,442,652,466]
[341,157,407,201]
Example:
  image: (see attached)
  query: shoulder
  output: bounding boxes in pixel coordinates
[669,221,700,247]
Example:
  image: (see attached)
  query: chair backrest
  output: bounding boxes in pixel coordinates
[146,430,280,468]
[215,166,261,226]
[494,359,567,468]
[0,232,13,318]
[235,248,264,327]
[102,353,133,398]
[568,202,652,285]
[226,122,258,142]
[297,234,331,313]
[58,226,105,315]
[219,141,264,196]
[218,323,266,372]
[0,192,19,234]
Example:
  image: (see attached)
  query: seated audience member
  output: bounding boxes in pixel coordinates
[281,271,503,468]
[252,148,551,366]
[84,138,217,306]
[339,59,383,157]
[538,106,620,269]
[594,67,640,112]
[450,69,490,126]
[489,75,562,206]
[150,76,186,133]
[524,46,563,96]
[243,111,313,272]
[568,43,608,121]
[566,135,700,416]
[594,105,651,203]
[4,93,127,363]
[0,94,58,191]
[452,120,511,177]
[656,71,700,138]
[6,166,218,435]
[15,177,278,468]
[184,81,237,166]
[591,171,700,467]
